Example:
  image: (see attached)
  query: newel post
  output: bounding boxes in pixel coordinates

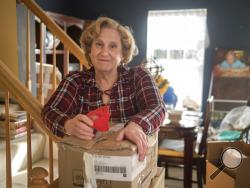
[29,167,49,188]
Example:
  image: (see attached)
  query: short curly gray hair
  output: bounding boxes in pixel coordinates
[80,17,138,65]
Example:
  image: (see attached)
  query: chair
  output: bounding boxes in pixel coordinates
[158,97,213,188]
[240,124,250,144]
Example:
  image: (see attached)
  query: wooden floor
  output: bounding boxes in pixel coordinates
[1,161,204,188]
[165,166,204,188]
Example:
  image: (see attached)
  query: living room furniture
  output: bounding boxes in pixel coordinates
[158,97,212,188]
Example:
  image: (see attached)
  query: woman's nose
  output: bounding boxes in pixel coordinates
[100,46,109,55]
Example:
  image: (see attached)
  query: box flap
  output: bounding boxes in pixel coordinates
[207,141,250,188]
[207,141,243,165]
[59,125,158,156]
[206,161,234,188]
[60,124,124,150]
[235,157,250,188]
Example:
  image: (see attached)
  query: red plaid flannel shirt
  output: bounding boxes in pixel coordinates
[41,65,166,137]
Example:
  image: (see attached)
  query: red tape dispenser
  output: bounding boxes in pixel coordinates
[87,106,111,132]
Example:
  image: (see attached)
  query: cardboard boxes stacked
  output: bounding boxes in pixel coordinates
[206,141,250,188]
[58,125,165,188]
[149,167,165,188]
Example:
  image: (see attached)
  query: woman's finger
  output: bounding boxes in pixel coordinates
[138,133,148,161]
[116,129,125,141]
[78,129,95,137]
[74,128,94,140]
[77,114,94,126]
[76,121,94,133]
[122,122,149,161]
[130,133,144,161]
[141,133,149,158]
[76,133,93,140]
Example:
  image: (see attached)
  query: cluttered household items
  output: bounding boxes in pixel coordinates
[209,103,250,142]
[211,49,250,111]
[141,58,207,188]
[206,101,250,188]
[140,58,178,110]
[158,97,212,188]
[205,49,250,188]
[208,49,250,142]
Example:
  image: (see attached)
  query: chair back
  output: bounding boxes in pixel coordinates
[240,124,250,144]
[198,96,213,156]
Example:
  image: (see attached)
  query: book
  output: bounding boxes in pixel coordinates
[0,127,34,140]
[0,131,31,140]
[0,126,27,134]
[0,119,27,129]
[0,110,27,122]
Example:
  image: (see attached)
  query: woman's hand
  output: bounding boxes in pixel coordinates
[116,122,149,161]
[64,114,94,140]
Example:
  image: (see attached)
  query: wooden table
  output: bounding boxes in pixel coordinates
[159,122,198,188]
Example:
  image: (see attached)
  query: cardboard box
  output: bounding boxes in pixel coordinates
[206,141,250,188]
[58,126,158,188]
[149,167,165,188]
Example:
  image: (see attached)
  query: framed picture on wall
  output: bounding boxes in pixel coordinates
[213,49,250,77]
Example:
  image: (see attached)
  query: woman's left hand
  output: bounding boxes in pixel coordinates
[116,122,149,161]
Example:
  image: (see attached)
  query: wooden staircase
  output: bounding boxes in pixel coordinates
[0,0,88,187]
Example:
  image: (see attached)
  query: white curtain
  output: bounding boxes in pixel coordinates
[147,9,207,110]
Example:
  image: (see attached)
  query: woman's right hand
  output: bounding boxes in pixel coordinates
[64,114,95,140]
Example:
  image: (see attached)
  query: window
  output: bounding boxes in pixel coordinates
[147,9,208,110]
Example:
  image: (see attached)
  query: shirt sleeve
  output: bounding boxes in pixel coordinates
[130,67,166,135]
[41,72,80,137]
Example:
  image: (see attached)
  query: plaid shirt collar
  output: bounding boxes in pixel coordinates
[84,65,131,88]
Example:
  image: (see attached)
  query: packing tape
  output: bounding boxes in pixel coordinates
[83,152,97,188]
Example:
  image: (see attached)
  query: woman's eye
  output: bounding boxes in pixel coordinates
[110,44,117,49]
[96,42,102,47]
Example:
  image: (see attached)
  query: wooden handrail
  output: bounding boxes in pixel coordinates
[20,0,89,69]
[0,60,61,143]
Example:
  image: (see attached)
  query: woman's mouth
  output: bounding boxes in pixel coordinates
[98,59,110,63]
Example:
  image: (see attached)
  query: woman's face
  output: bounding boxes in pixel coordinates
[226,52,235,65]
[90,27,123,73]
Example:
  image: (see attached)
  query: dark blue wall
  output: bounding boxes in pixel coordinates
[36,0,250,111]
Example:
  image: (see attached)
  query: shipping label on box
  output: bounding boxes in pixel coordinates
[93,153,146,181]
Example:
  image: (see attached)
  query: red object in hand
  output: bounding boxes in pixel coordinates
[87,106,110,132]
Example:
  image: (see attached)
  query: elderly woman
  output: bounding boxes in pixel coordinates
[41,17,166,161]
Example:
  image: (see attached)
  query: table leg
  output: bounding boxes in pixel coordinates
[184,132,194,188]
